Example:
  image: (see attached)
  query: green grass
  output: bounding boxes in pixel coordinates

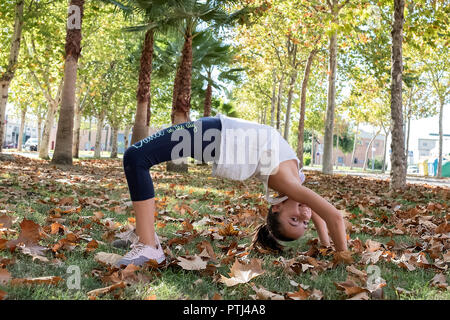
[0,158,449,300]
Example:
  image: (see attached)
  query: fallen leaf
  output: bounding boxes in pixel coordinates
[94,252,123,266]
[87,282,126,298]
[0,268,11,285]
[177,255,207,271]
[250,284,285,300]
[10,276,63,286]
[220,258,265,287]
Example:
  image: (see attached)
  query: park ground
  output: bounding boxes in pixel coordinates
[0,154,449,300]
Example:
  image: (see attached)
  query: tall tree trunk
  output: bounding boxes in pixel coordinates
[276,73,284,132]
[168,31,193,173]
[270,69,277,127]
[203,76,212,117]
[390,0,406,189]
[17,107,26,151]
[405,114,411,166]
[311,131,315,166]
[110,125,118,158]
[52,0,84,165]
[0,0,24,153]
[131,29,154,145]
[335,135,340,169]
[382,126,389,173]
[37,116,42,151]
[350,123,359,170]
[171,32,193,125]
[94,110,105,158]
[284,70,297,141]
[323,28,338,175]
[104,125,109,152]
[437,97,444,178]
[363,129,381,171]
[123,124,131,151]
[39,101,58,159]
[297,49,317,166]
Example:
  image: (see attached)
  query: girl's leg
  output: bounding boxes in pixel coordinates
[122,117,222,248]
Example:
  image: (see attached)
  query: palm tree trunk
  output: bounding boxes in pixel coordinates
[171,32,193,125]
[297,49,317,166]
[131,29,154,145]
[323,29,338,175]
[0,0,24,153]
[52,0,84,165]
[203,78,212,117]
[390,0,406,189]
[168,31,193,173]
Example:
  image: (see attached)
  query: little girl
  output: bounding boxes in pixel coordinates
[115,114,347,266]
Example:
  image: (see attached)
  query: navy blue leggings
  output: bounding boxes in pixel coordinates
[123,117,222,201]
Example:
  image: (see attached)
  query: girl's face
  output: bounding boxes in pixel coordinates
[273,199,312,240]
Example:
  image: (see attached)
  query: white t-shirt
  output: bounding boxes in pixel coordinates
[211,114,305,204]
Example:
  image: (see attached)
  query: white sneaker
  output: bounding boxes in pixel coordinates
[115,233,166,267]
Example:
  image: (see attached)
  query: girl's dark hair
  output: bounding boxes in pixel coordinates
[251,205,296,254]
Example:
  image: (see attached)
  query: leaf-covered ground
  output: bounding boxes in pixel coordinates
[0,155,449,300]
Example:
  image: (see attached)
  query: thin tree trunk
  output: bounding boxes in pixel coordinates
[363,129,381,171]
[17,107,26,152]
[323,29,338,174]
[131,29,154,145]
[437,97,444,177]
[72,96,81,158]
[0,0,24,153]
[203,76,212,117]
[276,73,284,132]
[390,0,406,190]
[270,69,277,127]
[123,125,131,151]
[110,125,118,158]
[350,123,359,170]
[52,0,85,165]
[311,131,315,166]
[284,70,297,141]
[297,49,317,166]
[94,110,105,158]
[405,115,411,166]
[39,101,58,159]
[335,135,340,169]
[382,126,389,173]
[37,116,42,151]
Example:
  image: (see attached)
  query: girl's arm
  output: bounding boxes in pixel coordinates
[268,160,348,251]
[311,210,331,247]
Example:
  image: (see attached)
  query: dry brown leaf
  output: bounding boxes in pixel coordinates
[94,252,123,266]
[0,268,11,285]
[430,273,448,289]
[250,284,285,300]
[10,276,63,286]
[220,258,265,287]
[0,289,7,300]
[334,279,368,297]
[87,281,126,298]
[0,215,14,229]
[333,251,354,266]
[286,286,311,300]
[177,255,207,271]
